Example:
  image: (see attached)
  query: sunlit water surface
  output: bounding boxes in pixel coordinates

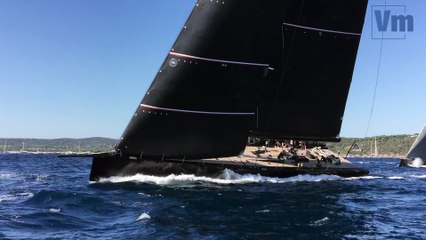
[1,154,425,239]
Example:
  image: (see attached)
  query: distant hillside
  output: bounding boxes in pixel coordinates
[327,134,418,157]
[0,134,418,156]
[0,138,117,153]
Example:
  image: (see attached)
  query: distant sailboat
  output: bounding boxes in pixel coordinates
[2,140,6,153]
[400,125,426,167]
[374,137,378,157]
[19,141,29,153]
[61,0,370,181]
[371,137,378,157]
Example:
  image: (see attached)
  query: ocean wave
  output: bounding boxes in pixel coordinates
[0,172,18,180]
[411,175,426,179]
[36,174,50,181]
[97,169,341,185]
[0,194,17,203]
[387,176,404,180]
[255,209,271,213]
[49,208,61,213]
[310,217,330,226]
[343,176,383,180]
[0,192,34,203]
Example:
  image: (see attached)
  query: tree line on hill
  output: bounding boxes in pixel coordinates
[327,134,417,157]
[0,138,117,153]
[0,134,417,157]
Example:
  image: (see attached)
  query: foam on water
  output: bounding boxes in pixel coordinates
[255,209,271,213]
[137,213,151,221]
[0,194,17,203]
[36,175,50,181]
[343,176,383,181]
[98,169,341,185]
[408,158,425,168]
[0,192,33,203]
[49,208,61,213]
[311,217,330,226]
[0,172,18,180]
[411,175,426,179]
[387,176,404,180]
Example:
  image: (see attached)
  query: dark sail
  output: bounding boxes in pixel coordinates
[251,1,368,141]
[407,125,426,160]
[117,0,368,159]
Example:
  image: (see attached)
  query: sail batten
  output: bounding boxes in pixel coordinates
[141,104,255,116]
[282,22,362,36]
[169,52,270,67]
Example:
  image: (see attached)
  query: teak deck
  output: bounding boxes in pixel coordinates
[190,146,356,169]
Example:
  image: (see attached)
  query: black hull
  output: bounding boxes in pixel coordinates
[90,156,369,181]
[399,158,412,167]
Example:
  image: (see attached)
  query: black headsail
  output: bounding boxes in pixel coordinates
[116,0,368,160]
[407,125,426,160]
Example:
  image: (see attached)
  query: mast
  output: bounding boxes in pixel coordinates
[374,137,378,157]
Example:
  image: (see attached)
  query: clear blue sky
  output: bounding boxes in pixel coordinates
[0,0,425,139]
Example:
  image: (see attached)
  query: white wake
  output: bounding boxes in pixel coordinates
[137,213,151,221]
[408,158,425,168]
[98,169,341,185]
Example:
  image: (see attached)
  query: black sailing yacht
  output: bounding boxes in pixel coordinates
[65,0,370,181]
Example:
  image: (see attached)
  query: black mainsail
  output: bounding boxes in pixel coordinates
[117,0,368,159]
[87,0,369,180]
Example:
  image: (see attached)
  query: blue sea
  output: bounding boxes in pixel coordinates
[1,154,425,240]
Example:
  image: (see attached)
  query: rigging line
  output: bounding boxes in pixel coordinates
[265,0,305,129]
[345,140,358,159]
[361,0,386,156]
[365,37,384,138]
[365,1,386,138]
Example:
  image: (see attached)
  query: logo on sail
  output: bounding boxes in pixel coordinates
[372,5,414,39]
[169,58,178,67]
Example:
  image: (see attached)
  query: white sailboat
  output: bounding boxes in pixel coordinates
[19,142,30,154]
[2,140,6,153]
[374,137,378,157]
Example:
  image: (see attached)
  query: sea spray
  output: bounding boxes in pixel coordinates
[97,169,341,185]
[343,176,383,181]
[49,208,61,213]
[137,213,151,221]
[387,176,404,180]
[409,158,424,168]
